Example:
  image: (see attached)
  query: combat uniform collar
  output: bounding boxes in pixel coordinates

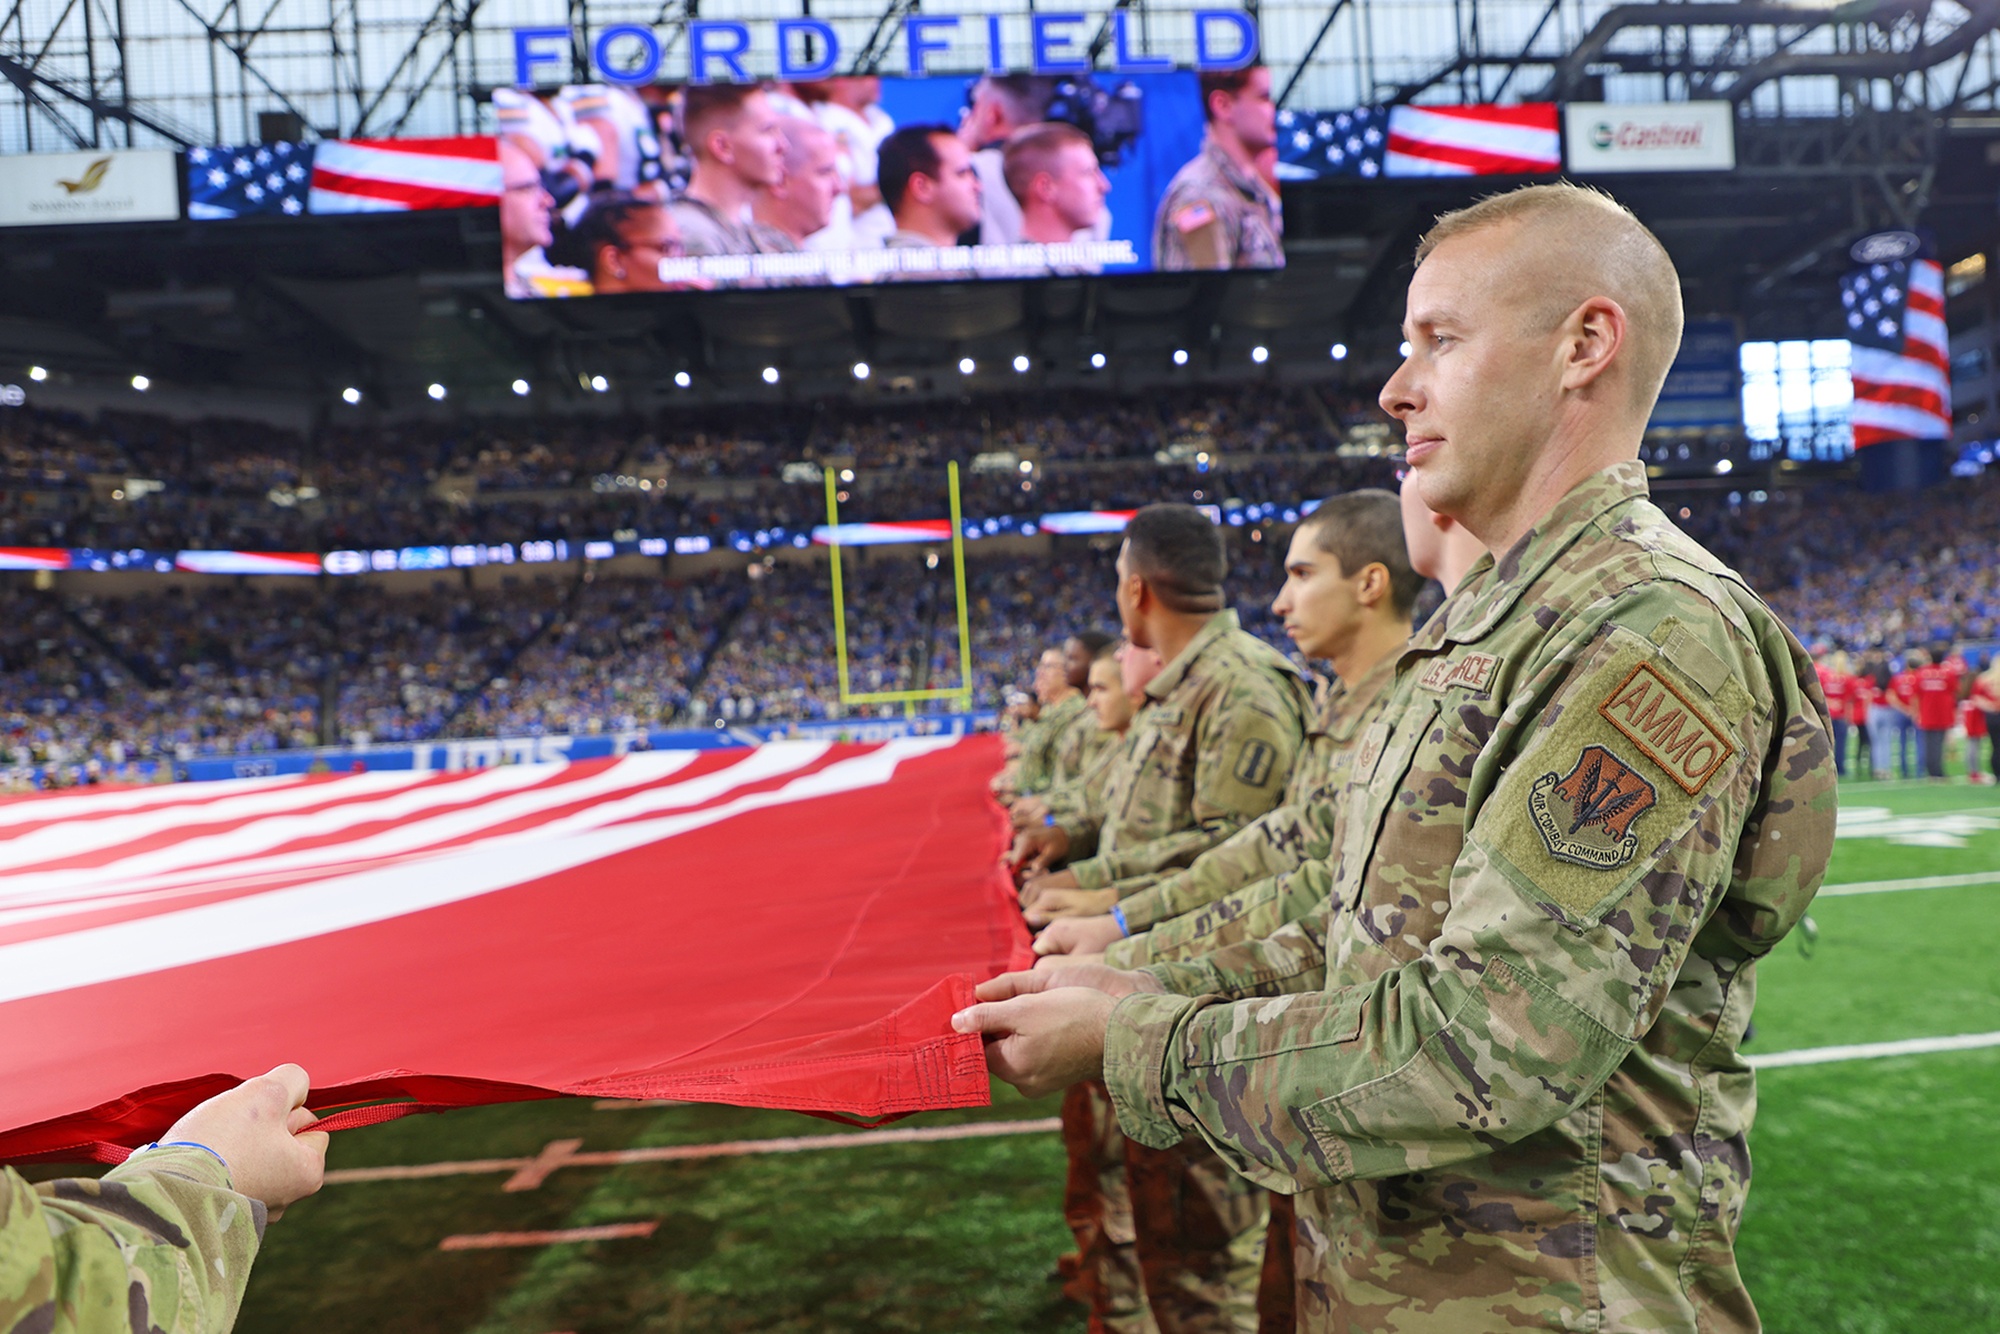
[1202,136,1274,209]
[1144,608,1240,703]
[1317,649,1401,741]
[1414,459,1650,652]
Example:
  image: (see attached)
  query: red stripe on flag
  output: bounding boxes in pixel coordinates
[308,168,499,211]
[1386,133,1559,175]
[339,136,497,161]
[1853,380,1949,419]
[1410,102,1559,130]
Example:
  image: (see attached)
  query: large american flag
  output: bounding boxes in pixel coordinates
[1274,103,1560,180]
[186,137,500,219]
[1843,258,1951,448]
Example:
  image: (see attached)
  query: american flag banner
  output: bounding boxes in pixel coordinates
[1274,107,1388,179]
[185,137,499,220]
[0,738,1028,1162]
[307,136,501,213]
[1843,258,1952,448]
[185,142,315,219]
[1385,103,1561,176]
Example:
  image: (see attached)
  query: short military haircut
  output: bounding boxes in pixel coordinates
[977,74,1061,125]
[1298,489,1423,614]
[1199,67,1264,119]
[1414,181,1685,412]
[1122,504,1227,613]
[1070,629,1117,660]
[681,82,766,154]
[1001,121,1093,204]
[878,124,954,213]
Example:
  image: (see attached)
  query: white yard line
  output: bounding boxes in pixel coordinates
[1818,870,2000,896]
[1748,1030,2000,1069]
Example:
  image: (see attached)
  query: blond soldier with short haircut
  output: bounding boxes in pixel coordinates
[960,182,1837,1333]
[670,83,795,260]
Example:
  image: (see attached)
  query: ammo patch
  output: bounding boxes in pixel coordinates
[1417,651,1500,694]
[1233,738,1278,787]
[1528,743,1657,870]
[1597,662,1736,795]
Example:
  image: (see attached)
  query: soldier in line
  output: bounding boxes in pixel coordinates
[751,116,845,251]
[1003,122,1112,272]
[878,125,985,253]
[669,83,795,260]
[1011,505,1311,1334]
[1152,67,1282,272]
[1030,639,1163,841]
[959,182,1837,1332]
[1,1066,327,1334]
[1000,636,1109,801]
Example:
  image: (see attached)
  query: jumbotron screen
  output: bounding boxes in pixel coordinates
[498,70,1283,296]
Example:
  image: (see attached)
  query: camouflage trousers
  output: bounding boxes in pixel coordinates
[1061,1081,1270,1334]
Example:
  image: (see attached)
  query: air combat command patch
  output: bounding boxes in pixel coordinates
[1528,743,1658,869]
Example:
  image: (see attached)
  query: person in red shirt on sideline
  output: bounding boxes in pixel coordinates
[1911,644,1965,779]
[1889,652,1922,778]
[1974,655,2000,785]
[1816,647,1853,778]
[1962,697,1989,783]
[1847,652,1875,777]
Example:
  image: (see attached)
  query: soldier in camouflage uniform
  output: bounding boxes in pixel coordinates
[2,1065,327,1334]
[959,184,1837,1333]
[1152,68,1282,272]
[1010,506,1310,1334]
[1009,634,1122,801]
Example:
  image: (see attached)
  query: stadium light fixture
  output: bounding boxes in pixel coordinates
[839,469,855,483]
[1172,349,1189,366]
[1012,354,1030,373]
[1330,343,1348,361]
[1090,352,1107,370]
[427,383,447,400]
[1398,341,1411,358]
[341,387,362,405]
[27,366,47,381]
[958,357,975,375]
[674,371,692,389]
[1251,345,1269,364]
[511,379,530,396]
[762,366,779,384]
[130,375,150,391]
[1715,458,1734,475]
[590,375,609,392]
[852,362,870,380]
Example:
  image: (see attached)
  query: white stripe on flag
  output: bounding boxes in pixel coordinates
[1849,345,1950,397]
[1849,397,1951,440]
[306,188,405,214]
[0,774,313,832]
[1903,309,1948,357]
[1907,259,1944,303]
[1387,106,1559,164]
[311,141,502,195]
[0,738,952,1004]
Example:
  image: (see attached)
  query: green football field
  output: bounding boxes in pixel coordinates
[201,775,1999,1331]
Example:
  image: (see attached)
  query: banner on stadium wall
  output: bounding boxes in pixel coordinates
[185,138,500,219]
[1562,102,1735,174]
[1844,254,1950,448]
[1275,103,1560,180]
[0,150,180,228]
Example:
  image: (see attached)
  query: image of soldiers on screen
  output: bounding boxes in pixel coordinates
[1153,66,1283,271]
[1002,122,1112,275]
[751,115,844,251]
[879,125,983,251]
[792,76,894,247]
[959,74,1127,248]
[670,82,797,258]
[501,135,591,299]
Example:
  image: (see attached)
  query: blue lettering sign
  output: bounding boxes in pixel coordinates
[905,16,959,76]
[512,26,571,87]
[1030,13,1090,74]
[689,21,752,84]
[593,24,661,86]
[1113,11,1174,72]
[777,18,840,79]
[1194,10,1258,70]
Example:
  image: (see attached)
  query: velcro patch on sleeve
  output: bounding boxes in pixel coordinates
[1173,202,1217,234]
[1597,663,1736,795]
[1233,738,1278,787]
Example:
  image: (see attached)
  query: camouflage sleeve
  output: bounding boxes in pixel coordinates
[1102,602,1834,1192]
[1112,795,1331,932]
[1128,859,1334,966]
[1013,716,1059,795]
[1052,713,1115,790]
[1068,678,1304,890]
[1,1150,264,1334]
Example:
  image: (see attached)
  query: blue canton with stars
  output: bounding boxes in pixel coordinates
[1839,261,1912,351]
[185,142,316,219]
[1274,106,1388,181]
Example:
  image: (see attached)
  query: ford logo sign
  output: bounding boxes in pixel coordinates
[1850,230,1921,264]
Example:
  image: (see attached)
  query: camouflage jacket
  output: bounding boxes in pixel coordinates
[2,1149,263,1334]
[1041,724,1134,829]
[1053,700,1117,791]
[1151,138,1284,271]
[1056,611,1312,890]
[1105,652,1401,942]
[1012,695,1080,795]
[1101,462,1837,1333]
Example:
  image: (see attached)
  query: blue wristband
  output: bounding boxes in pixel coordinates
[1110,904,1131,937]
[1044,813,1057,827]
[134,1140,230,1171]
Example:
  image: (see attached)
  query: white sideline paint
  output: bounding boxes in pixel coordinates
[1817,870,2000,897]
[322,1117,1064,1186]
[1748,1030,2000,1069]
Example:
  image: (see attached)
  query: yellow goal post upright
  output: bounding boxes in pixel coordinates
[821,461,975,713]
